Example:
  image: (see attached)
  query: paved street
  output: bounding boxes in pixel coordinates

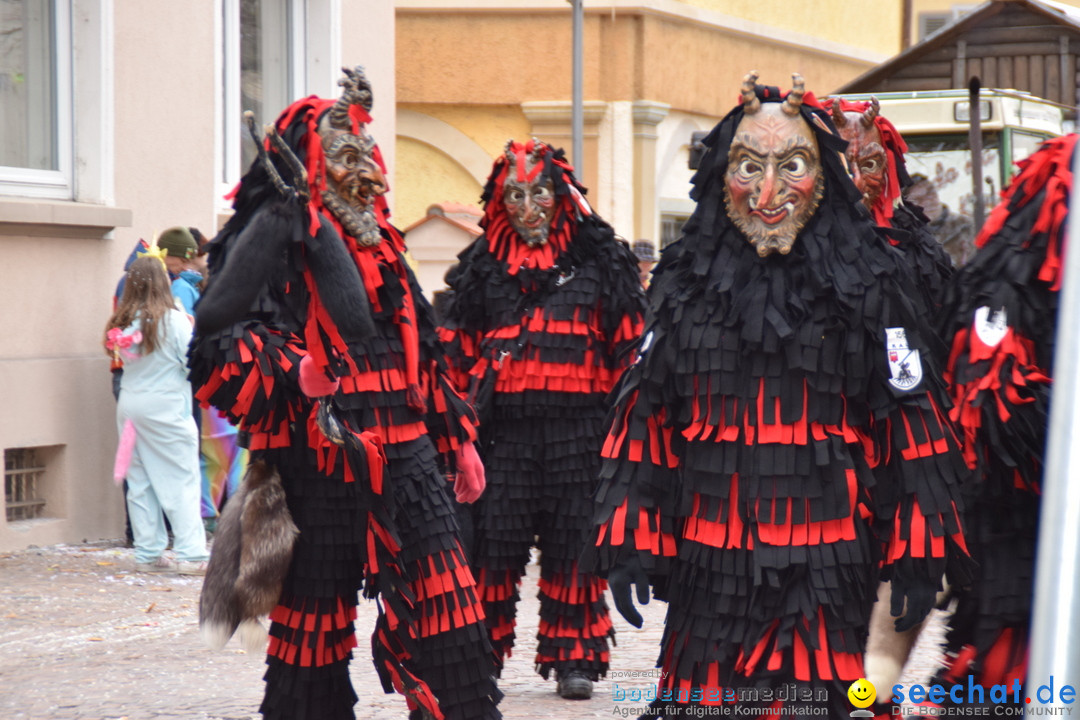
[0,540,948,719]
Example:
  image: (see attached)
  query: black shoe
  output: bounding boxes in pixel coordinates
[557,670,593,700]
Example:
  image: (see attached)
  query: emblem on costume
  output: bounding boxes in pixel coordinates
[885,327,923,391]
[973,306,1008,347]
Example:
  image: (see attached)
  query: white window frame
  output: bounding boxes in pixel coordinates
[0,0,73,200]
[216,0,329,211]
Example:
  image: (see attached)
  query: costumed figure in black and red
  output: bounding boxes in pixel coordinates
[928,134,1077,710]
[825,95,957,695]
[583,73,973,718]
[190,67,502,720]
[825,96,954,310]
[437,139,646,699]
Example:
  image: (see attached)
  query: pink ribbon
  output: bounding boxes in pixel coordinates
[106,328,143,360]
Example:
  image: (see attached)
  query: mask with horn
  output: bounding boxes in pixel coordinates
[501,139,557,247]
[318,66,387,246]
[724,72,825,257]
[830,96,887,214]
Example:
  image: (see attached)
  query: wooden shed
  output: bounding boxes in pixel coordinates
[835,0,1080,115]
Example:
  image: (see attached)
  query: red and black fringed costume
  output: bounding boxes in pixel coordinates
[825,96,954,314]
[190,88,502,720]
[582,80,973,718]
[437,140,646,686]
[826,97,958,703]
[931,134,1076,704]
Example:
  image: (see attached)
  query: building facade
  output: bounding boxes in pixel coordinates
[9,0,1055,551]
[0,0,395,551]
[394,0,903,290]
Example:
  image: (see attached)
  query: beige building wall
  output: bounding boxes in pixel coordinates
[1,2,395,552]
[396,1,898,261]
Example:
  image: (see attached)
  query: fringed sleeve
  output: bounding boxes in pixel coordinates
[946,324,1050,487]
[189,322,307,451]
[583,328,681,584]
[885,203,955,317]
[869,327,974,604]
[423,363,480,469]
[410,270,481,471]
[582,223,648,365]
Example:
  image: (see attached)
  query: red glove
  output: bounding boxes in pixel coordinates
[299,354,340,397]
[454,442,486,504]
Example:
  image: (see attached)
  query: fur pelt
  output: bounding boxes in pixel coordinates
[199,459,299,652]
[303,212,376,343]
[196,200,374,342]
[196,202,297,336]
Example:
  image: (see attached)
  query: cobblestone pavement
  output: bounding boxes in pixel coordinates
[0,541,949,719]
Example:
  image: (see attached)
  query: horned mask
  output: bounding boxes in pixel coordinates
[724,72,825,257]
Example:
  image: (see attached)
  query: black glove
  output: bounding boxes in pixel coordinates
[890,563,940,633]
[607,554,650,628]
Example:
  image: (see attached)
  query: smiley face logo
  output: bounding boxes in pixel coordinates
[847,678,876,709]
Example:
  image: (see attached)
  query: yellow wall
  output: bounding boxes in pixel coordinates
[395,136,485,230]
[401,103,533,163]
[639,17,875,114]
[677,0,903,57]
[398,8,889,116]
[395,1,904,252]
[399,14,579,105]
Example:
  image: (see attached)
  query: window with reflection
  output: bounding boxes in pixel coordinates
[0,0,58,171]
[222,0,301,189]
[904,134,1000,220]
[660,213,690,249]
[239,0,294,172]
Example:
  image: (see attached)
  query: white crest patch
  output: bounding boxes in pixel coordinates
[973,306,1008,347]
[885,327,923,392]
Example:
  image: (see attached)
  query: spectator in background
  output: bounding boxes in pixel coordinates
[156,226,203,316]
[631,239,660,289]
[105,256,209,575]
[181,224,247,534]
[905,173,977,267]
[189,227,211,291]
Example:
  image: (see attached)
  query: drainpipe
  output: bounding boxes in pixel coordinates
[968,77,984,231]
[902,0,912,49]
[569,0,584,178]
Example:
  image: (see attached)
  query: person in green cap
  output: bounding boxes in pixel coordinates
[155,226,203,316]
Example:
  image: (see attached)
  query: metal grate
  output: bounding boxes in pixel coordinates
[5,448,47,522]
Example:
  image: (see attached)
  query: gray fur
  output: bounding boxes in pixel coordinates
[199,460,298,651]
